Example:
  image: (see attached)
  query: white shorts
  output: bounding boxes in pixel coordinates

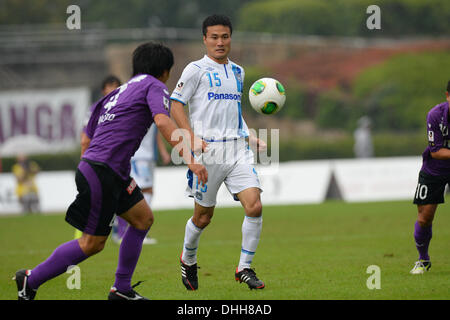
[186,139,262,207]
[130,159,155,189]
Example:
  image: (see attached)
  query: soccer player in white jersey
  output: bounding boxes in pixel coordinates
[170,14,267,290]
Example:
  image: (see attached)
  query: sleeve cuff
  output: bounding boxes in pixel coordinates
[170,97,187,106]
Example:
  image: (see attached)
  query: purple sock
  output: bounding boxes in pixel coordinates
[28,239,87,290]
[117,216,128,238]
[414,221,432,261]
[114,225,149,292]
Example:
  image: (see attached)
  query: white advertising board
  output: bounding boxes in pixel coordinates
[0,171,76,215]
[332,156,422,202]
[153,161,332,210]
[0,88,90,156]
[0,157,426,216]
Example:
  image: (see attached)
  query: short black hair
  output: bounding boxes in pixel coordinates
[202,14,233,36]
[132,42,174,78]
[101,75,121,90]
[447,80,450,92]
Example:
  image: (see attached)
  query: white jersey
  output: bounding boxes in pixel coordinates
[170,55,249,141]
[132,123,158,161]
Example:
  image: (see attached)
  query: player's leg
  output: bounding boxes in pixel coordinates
[236,187,263,267]
[234,187,265,289]
[182,202,215,264]
[14,161,114,300]
[182,160,222,265]
[179,143,227,290]
[180,160,223,291]
[180,203,214,291]
[141,186,158,244]
[14,236,92,300]
[109,182,152,300]
[129,160,157,245]
[224,144,264,289]
[410,204,436,274]
[411,171,445,274]
[14,235,101,299]
[15,232,107,300]
[416,204,437,247]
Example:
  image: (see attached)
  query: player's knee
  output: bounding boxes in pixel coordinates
[131,214,154,231]
[245,200,262,217]
[143,214,154,230]
[79,237,106,256]
[417,215,433,227]
[194,215,212,229]
[417,205,435,226]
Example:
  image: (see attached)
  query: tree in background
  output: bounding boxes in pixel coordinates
[238,0,450,37]
[0,0,252,28]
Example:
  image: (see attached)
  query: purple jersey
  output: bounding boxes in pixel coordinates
[83,74,171,181]
[421,101,450,176]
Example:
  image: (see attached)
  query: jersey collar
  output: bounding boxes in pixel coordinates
[203,54,230,67]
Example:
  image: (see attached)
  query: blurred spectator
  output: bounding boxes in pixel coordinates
[12,154,41,214]
[101,75,122,96]
[353,116,374,158]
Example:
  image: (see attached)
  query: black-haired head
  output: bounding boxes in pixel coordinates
[101,75,122,91]
[132,42,174,78]
[202,14,233,36]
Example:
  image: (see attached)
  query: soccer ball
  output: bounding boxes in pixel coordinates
[249,78,286,115]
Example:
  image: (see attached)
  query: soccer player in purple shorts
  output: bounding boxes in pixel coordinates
[13,42,207,300]
[411,80,450,274]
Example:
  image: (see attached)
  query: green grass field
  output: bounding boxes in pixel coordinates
[1,199,449,300]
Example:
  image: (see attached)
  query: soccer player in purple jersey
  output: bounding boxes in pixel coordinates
[411,81,450,274]
[75,75,122,240]
[13,42,207,300]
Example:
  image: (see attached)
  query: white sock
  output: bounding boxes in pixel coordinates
[238,215,262,271]
[143,192,152,206]
[181,218,203,266]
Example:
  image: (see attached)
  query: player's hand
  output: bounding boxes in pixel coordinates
[256,138,267,152]
[192,135,209,155]
[249,136,267,152]
[161,152,172,165]
[188,163,208,185]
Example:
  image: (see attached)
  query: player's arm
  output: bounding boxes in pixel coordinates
[427,111,450,160]
[154,113,208,185]
[156,132,171,165]
[430,147,450,160]
[80,131,91,158]
[170,100,208,153]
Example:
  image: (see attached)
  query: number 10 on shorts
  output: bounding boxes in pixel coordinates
[415,183,428,200]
